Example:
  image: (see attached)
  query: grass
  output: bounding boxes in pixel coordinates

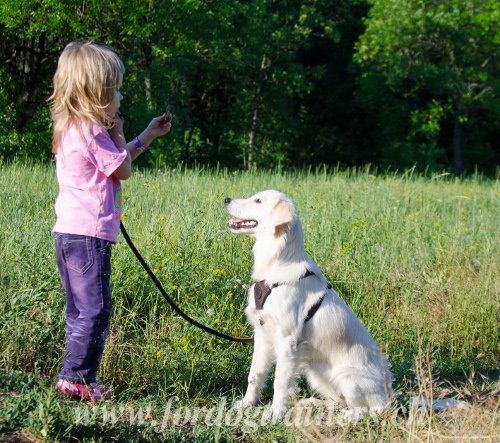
[0,162,498,441]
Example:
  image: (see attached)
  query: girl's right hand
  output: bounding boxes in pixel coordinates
[109,114,126,148]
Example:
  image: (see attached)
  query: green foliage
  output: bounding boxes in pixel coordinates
[0,0,498,173]
[354,0,500,174]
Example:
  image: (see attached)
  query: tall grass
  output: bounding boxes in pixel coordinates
[0,162,498,441]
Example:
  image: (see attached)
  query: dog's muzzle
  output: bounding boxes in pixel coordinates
[227,218,258,229]
[225,198,258,230]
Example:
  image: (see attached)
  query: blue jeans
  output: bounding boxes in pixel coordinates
[54,233,112,383]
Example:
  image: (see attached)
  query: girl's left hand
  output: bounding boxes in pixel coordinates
[145,111,172,141]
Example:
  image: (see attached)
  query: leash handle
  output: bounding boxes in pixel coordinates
[120,221,254,344]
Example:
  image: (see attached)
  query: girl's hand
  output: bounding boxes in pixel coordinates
[109,114,126,148]
[146,112,172,140]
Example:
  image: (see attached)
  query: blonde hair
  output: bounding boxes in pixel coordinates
[49,41,125,153]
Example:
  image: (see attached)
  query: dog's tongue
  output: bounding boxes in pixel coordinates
[230,218,246,223]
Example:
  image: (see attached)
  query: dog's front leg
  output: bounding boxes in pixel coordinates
[270,334,299,419]
[234,330,274,409]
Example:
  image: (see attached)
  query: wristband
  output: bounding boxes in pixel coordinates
[133,136,147,153]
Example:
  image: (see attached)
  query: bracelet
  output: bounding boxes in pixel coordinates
[133,136,147,153]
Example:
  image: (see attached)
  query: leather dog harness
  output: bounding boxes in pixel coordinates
[253,270,332,324]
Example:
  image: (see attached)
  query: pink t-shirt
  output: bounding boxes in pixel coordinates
[53,120,127,243]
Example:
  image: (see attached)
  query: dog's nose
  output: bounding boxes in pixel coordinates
[224,197,231,204]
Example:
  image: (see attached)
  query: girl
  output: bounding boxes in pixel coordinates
[50,41,172,401]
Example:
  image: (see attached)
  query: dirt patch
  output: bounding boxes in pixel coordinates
[0,432,34,443]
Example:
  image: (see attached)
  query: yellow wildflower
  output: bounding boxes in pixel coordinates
[209,268,226,276]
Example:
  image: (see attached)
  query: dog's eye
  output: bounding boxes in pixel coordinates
[254,198,262,204]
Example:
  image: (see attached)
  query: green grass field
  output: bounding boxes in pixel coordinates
[0,163,498,442]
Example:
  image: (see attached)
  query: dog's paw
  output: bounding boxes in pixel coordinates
[260,404,287,423]
[231,398,254,409]
[294,397,325,408]
[338,407,367,424]
[261,407,274,423]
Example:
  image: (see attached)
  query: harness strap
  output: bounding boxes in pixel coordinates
[254,270,315,310]
[253,270,328,323]
[254,281,277,310]
[304,294,325,323]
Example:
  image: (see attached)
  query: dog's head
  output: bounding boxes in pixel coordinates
[224,190,297,238]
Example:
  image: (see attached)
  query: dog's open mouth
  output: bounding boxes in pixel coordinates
[227,218,258,229]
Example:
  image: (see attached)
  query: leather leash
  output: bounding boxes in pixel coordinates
[120,221,254,344]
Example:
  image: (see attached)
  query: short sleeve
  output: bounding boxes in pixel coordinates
[85,122,127,177]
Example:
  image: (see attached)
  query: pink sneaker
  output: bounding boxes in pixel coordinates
[55,379,112,402]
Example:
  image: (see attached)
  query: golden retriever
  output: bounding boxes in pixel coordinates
[225,190,392,419]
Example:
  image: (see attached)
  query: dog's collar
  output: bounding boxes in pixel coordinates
[253,269,316,311]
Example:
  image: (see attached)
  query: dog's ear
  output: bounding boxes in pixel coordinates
[272,198,295,237]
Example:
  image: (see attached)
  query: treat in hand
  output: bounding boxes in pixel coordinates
[164,105,173,123]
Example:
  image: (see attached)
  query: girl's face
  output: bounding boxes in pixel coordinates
[106,90,123,117]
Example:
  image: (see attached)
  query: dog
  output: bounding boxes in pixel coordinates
[225,190,393,419]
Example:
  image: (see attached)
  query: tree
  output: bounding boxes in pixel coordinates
[0,0,115,160]
[354,0,499,175]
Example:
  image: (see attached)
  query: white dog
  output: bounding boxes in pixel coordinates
[225,190,393,419]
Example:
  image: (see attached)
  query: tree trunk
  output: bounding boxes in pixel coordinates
[144,73,152,109]
[182,127,193,165]
[453,114,463,176]
[248,54,270,169]
[16,33,46,132]
[141,44,153,110]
